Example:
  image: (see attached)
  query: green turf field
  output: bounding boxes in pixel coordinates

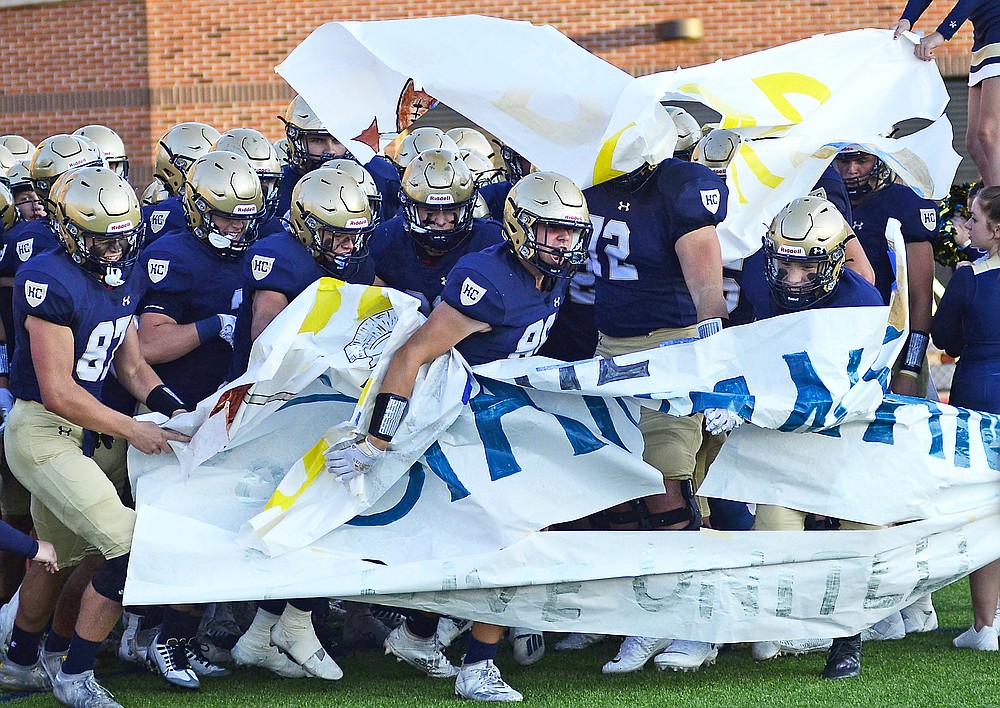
[4,578,997,707]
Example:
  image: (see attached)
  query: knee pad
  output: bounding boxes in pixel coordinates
[91,553,129,602]
[644,479,702,530]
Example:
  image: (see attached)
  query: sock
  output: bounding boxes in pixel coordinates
[139,605,164,631]
[61,633,101,676]
[278,605,312,632]
[160,608,188,642]
[463,636,498,665]
[44,630,71,654]
[7,624,43,667]
[244,608,280,644]
[405,613,439,639]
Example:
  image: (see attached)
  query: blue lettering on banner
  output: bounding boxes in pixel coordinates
[346,463,425,526]
[558,364,582,391]
[981,414,1000,471]
[583,396,628,450]
[597,358,650,386]
[778,352,834,432]
[470,378,607,481]
[861,398,905,444]
[690,376,756,421]
[922,400,945,459]
[423,442,471,502]
[955,408,971,468]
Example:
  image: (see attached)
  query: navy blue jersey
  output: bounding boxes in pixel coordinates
[11,251,139,403]
[851,182,939,304]
[0,219,61,278]
[276,165,302,221]
[902,0,1000,47]
[229,229,376,377]
[931,254,1000,412]
[749,263,883,321]
[257,214,287,239]
[141,196,187,247]
[585,159,728,336]
[725,248,767,327]
[138,231,243,407]
[364,155,403,222]
[812,165,853,224]
[369,216,503,314]
[440,243,567,366]
[479,181,513,222]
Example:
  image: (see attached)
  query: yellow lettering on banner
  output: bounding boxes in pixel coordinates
[751,73,831,124]
[263,438,329,512]
[739,144,785,189]
[729,161,751,205]
[357,287,392,320]
[490,89,606,147]
[299,278,344,335]
[679,83,758,129]
[593,123,633,185]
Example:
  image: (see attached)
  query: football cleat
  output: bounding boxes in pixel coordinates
[184,639,231,677]
[384,625,459,678]
[230,632,307,678]
[861,611,906,641]
[0,656,51,691]
[510,628,544,667]
[601,636,671,674]
[554,633,606,652]
[652,640,718,672]
[117,612,143,665]
[454,659,523,702]
[0,595,19,651]
[777,637,832,655]
[40,648,66,686]
[750,641,780,662]
[821,635,862,679]
[146,633,199,689]
[901,595,938,634]
[52,669,122,708]
[341,605,391,650]
[270,620,343,680]
[953,624,999,651]
[436,618,472,648]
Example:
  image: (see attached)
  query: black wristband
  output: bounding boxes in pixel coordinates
[146,385,187,417]
[900,331,929,374]
[368,392,409,442]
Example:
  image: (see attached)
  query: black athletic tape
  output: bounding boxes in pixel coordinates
[146,385,187,417]
[368,392,409,442]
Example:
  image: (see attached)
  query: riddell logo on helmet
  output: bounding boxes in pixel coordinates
[68,157,89,168]
[346,217,370,228]
[777,245,806,256]
[232,204,257,215]
[107,220,134,233]
[426,194,455,204]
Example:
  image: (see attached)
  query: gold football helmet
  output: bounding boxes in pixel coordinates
[290,167,374,278]
[0,145,15,189]
[502,171,592,282]
[664,107,702,161]
[322,158,382,225]
[446,127,496,162]
[393,127,459,175]
[74,125,129,180]
[693,128,742,177]
[154,122,221,197]
[183,151,263,259]
[460,149,505,188]
[51,167,143,287]
[214,128,283,219]
[400,148,476,253]
[141,179,169,206]
[0,183,18,231]
[30,134,105,201]
[273,138,290,167]
[763,195,849,310]
[0,135,35,163]
[7,162,31,193]
[280,95,347,172]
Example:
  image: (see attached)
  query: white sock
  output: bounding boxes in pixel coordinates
[278,606,313,633]
[244,608,280,644]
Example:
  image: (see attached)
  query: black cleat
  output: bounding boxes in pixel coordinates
[821,634,861,679]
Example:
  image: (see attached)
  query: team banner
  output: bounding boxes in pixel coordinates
[278,21,960,262]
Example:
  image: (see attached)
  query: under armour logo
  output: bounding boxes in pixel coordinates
[618,201,631,212]
[852,220,863,231]
[58,426,72,437]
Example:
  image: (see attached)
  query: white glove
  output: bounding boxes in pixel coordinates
[324,435,385,481]
[704,407,743,436]
[0,388,13,432]
[218,314,237,347]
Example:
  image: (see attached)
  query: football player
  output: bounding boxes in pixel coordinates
[142,122,221,245]
[0,167,186,706]
[72,125,129,181]
[478,140,533,221]
[833,147,937,398]
[228,169,380,681]
[368,149,503,314]
[0,136,35,165]
[746,196,883,679]
[321,157,384,227]
[277,95,401,221]
[7,162,46,223]
[327,171,592,702]
[585,144,730,674]
[213,128,285,238]
[0,145,15,190]
[391,127,460,179]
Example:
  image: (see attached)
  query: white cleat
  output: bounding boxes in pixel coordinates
[436,618,472,649]
[231,633,308,678]
[0,593,19,652]
[861,611,906,642]
[901,595,938,634]
[270,621,343,680]
[652,640,718,672]
[601,636,671,674]
[953,624,999,651]
[554,633,606,652]
[777,637,832,655]
[750,641,780,662]
[455,659,523,702]
[510,628,544,667]
[117,612,143,665]
[384,625,458,678]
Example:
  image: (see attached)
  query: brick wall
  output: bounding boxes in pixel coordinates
[0,0,977,187]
